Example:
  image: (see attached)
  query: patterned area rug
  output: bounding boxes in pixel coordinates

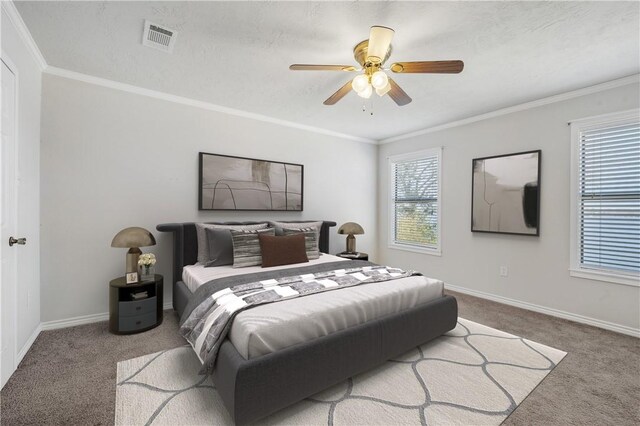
[115,318,565,425]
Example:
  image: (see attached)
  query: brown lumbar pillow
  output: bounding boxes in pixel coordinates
[258,233,309,268]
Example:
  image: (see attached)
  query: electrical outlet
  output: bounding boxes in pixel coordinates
[499,266,508,277]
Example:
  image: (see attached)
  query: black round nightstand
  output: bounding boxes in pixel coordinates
[336,252,369,261]
[109,274,163,335]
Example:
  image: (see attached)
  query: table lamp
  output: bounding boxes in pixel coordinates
[338,222,364,254]
[111,227,156,274]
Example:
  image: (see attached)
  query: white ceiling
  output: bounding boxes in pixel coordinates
[15,1,640,141]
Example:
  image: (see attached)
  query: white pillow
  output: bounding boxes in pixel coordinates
[195,223,268,264]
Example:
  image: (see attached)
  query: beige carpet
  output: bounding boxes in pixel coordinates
[115,318,565,425]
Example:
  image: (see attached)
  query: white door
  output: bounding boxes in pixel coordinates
[1,58,18,388]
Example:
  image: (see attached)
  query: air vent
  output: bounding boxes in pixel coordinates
[142,20,177,53]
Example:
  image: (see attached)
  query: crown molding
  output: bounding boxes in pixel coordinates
[8,0,636,147]
[43,66,377,144]
[1,0,47,70]
[380,73,640,144]
[2,1,371,143]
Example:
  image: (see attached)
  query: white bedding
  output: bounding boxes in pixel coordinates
[182,254,445,359]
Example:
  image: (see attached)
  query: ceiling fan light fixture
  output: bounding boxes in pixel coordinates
[371,70,389,89]
[290,25,463,107]
[351,74,369,93]
[376,81,391,97]
[357,84,373,99]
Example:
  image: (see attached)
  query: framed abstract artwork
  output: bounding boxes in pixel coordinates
[199,152,303,211]
[471,150,541,236]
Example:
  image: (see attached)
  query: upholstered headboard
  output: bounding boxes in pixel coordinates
[156,221,336,288]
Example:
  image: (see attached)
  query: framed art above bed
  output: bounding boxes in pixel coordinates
[199,152,304,211]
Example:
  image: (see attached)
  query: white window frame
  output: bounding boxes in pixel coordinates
[569,109,640,287]
[388,147,442,256]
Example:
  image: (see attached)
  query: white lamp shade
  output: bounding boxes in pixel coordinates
[371,71,389,89]
[376,81,391,96]
[357,84,373,99]
[351,74,369,93]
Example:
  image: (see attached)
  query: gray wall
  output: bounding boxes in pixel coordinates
[40,70,639,333]
[377,83,640,332]
[2,10,42,353]
[40,74,377,322]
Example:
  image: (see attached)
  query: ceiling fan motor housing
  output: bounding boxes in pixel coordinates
[353,40,392,67]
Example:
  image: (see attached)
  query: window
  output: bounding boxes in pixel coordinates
[388,148,442,255]
[570,109,640,286]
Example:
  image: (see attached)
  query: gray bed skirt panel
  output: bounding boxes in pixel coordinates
[173,280,191,315]
[213,294,458,425]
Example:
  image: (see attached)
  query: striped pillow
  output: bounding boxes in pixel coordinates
[282,228,319,260]
[195,223,268,264]
[230,228,276,268]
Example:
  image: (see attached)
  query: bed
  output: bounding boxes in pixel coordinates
[157,221,458,424]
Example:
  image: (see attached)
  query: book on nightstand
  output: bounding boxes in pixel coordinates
[340,253,361,258]
[131,291,148,301]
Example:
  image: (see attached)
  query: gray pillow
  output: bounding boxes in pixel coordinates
[195,223,268,264]
[282,227,320,260]
[231,228,276,268]
[269,221,322,239]
[204,228,233,267]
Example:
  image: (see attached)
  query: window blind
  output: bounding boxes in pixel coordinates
[391,154,439,249]
[579,121,640,274]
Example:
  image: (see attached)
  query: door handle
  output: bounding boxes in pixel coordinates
[9,237,26,247]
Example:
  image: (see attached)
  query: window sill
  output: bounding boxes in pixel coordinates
[388,243,441,257]
[569,268,639,287]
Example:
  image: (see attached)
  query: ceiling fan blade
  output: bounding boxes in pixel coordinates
[367,26,394,63]
[323,80,353,105]
[388,78,412,106]
[290,64,358,72]
[390,60,464,74]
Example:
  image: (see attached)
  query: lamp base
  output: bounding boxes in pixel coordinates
[126,247,142,274]
[345,234,357,254]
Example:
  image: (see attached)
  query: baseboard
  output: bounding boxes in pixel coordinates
[446,284,640,338]
[16,323,42,365]
[41,312,110,331]
[41,302,174,331]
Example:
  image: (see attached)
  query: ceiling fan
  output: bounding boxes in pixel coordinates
[290,26,464,106]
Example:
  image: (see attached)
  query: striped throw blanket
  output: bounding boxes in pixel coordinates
[180,265,420,374]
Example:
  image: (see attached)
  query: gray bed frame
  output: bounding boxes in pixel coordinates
[157,221,458,425]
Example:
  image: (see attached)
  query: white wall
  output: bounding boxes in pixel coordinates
[378,82,640,334]
[40,74,377,322]
[1,10,42,353]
